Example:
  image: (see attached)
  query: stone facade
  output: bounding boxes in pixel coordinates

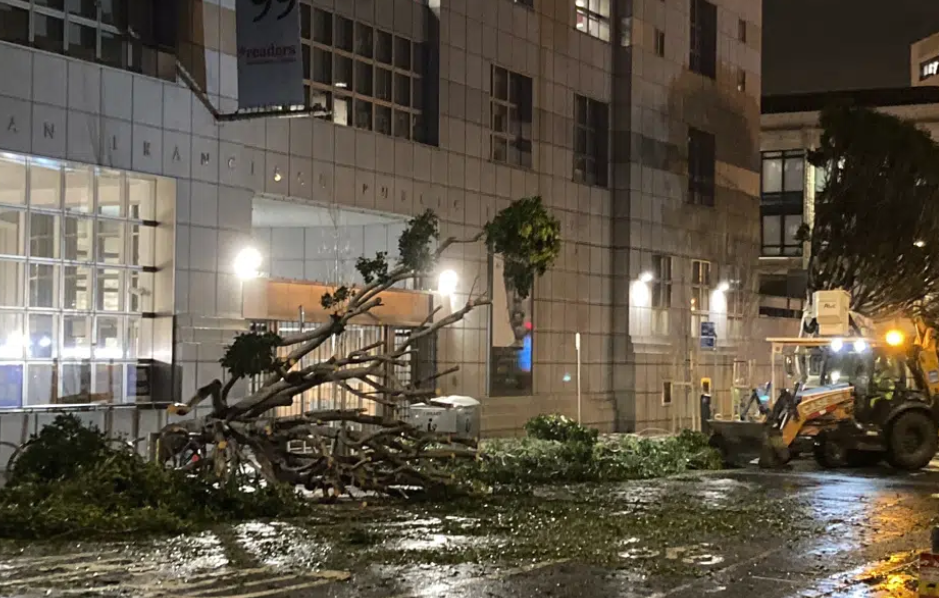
[0,0,762,437]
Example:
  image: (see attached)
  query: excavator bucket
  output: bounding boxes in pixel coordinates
[707,420,769,467]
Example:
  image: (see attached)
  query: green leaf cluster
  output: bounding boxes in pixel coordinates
[484,196,561,298]
[524,413,599,445]
[219,331,284,379]
[0,415,306,540]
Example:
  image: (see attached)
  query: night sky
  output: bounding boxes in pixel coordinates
[763,0,939,96]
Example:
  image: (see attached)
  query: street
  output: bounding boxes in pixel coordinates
[2,463,938,597]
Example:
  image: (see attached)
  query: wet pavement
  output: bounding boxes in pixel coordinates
[2,462,939,597]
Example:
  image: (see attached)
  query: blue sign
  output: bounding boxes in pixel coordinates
[700,321,717,350]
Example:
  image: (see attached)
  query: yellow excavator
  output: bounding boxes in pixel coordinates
[709,313,939,471]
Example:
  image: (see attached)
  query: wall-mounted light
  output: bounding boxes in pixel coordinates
[273,168,282,182]
[438,269,458,296]
[830,338,844,353]
[639,271,654,283]
[234,247,263,280]
[915,240,926,248]
[716,281,730,293]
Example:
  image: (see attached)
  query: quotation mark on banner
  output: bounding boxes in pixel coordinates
[251,0,297,22]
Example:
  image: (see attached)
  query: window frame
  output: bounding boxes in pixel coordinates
[654,28,665,57]
[760,150,805,257]
[490,65,534,168]
[651,254,672,309]
[689,0,717,79]
[687,127,715,207]
[691,259,711,313]
[575,0,611,42]
[300,2,424,142]
[573,94,609,187]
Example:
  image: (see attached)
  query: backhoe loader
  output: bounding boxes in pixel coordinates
[709,318,939,471]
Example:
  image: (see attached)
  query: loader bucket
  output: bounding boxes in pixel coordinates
[707,420,770,467]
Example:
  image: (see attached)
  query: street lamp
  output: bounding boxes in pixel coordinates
[438,269,458,296]
[639,271,654,283]
[233,247,263,280]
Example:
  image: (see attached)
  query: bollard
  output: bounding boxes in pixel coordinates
[699,394,712,435]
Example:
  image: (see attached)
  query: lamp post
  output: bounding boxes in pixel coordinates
[575,332,582,424]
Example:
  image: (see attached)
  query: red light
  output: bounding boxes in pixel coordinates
[524,321,533,331]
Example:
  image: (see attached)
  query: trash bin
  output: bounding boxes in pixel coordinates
[404,396,480,439]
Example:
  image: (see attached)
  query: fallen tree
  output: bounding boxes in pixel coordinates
[160,198,561,497]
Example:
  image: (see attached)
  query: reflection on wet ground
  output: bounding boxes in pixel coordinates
[2,464,939,597]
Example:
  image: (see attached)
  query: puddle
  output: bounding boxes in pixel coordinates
[234,521,329,569]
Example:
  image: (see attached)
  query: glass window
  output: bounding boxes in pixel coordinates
[0,155,26,206]
[94,361,122,399]
[573,94,609,187]
[376,30,392,64]
[101,30,124,69]
[34,13,64,54]
[783,155,804,192]
[30,213,59,259]
[784,214,803,246]
[394,110,411,140]
[394,73,411,107]
[95,315,122,359]
[312,7,332,44]
[0,4,29,45]
[62,315,91,359]
[762,215,781,255]
[68,21,97,61]
[355,99,373,131]
[313,48,332,84]
[336,16,353,51]
[355,22,373,57]
[63,215,93,261]
[0,364,23,408]
[333,96,351,126]
[0,313,24,359]
[0,260,24,307]
[355,61,373,96]
[96,220,124,264]
[300,3,311,39]
[762,156,782,193]
[127,176,155,220]
[26,364,54,406]
[690,0,717,78]
[0,208,25,256]
[60,361,91,400]
[688,128,715,206]
[30,162,61,208]
[96,268,122,311]
[302,43,311,78]
[394,36,411,70]
[35,0,65,9]
[64,167,93,213]
[375,68,392,101]
[815,163,830,194]
[335,55,353,90]
[98,170,123,217]
[375,105,392,135]
[127,271,141,312]
[28,314,56,359]
[490,67,533,167]
[126,318,140,359]
[67,0,98,19]
[29,263,58,308]
[63,265,92,310]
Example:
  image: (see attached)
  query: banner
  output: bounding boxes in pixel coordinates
[236,0,305,109]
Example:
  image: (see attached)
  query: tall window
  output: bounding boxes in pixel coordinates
[761,150,804,256]
[689,0,717,79]
[0,152,156,408]
[300,4,424,142]
[651,255,672,309]
[654,29,665,57]
[575,0,611,42]
[688,128,715,206]
[0,0,175,80]
[574,95,609,187]
[490,66,533,168]
[691,260,711,312]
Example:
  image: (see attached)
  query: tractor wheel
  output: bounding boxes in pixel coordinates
[886,410,938,471]
[813,433,848,469]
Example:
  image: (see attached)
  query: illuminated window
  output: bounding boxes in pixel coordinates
[761,150,804,256]
[691,260,711,312]
[651,255,672,309]
[0,152,157,407]
[575,0,610,42]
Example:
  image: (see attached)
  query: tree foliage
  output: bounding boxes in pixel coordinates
[219,331,284,378]
[484,196,561,298]
[804,104,939,321]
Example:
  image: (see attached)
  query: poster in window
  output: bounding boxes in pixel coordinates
[489,254,533,397]
[236,0,305,109]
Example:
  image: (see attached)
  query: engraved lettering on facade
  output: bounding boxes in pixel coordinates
[6,117,16,134]
[143,142,152,157]
[172,146,182,162]
[110,135,118,150]
[380,186,389,199]
[43,122,54,139]
[200,152,210,166]
[228,157,236,169]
